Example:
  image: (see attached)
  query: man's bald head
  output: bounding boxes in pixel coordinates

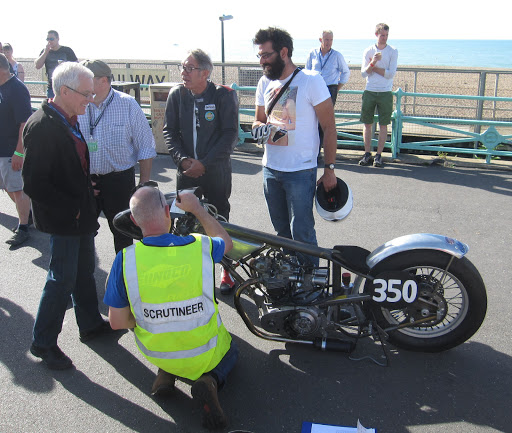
[130,187,169,234]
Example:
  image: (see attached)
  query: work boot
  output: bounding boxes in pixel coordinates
[191,374,227,429]
[151,368,176,396]
[219,268,236,295]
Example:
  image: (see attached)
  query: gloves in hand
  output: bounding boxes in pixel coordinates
[251,124,275,144]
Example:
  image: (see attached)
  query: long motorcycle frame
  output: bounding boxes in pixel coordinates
[113,190,485,358]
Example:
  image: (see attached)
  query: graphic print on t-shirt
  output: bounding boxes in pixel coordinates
[265,86,297,146]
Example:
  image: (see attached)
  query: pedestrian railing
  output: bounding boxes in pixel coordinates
[392,89,512,163]
[231,84,512,165]
[26,81,512,165]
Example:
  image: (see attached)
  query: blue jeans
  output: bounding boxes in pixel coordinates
[208,339,238,390]
[263,166,319,266]
[32,233,103,348]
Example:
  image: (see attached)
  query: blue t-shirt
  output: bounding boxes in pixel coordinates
[104,233,225,308]
[0,76,32,157]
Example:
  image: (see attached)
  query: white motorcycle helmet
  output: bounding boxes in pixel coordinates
[315,177,353,221]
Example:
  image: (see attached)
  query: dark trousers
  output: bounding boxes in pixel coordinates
[319,84,339,149]
[91,167,135,254]
[327,84,339,106]
[177,163,232,221]
[33,233,103,347]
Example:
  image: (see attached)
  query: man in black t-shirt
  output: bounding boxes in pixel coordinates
[34,30,77,98]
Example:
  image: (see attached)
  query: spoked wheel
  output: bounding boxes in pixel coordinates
[364,250,487,352]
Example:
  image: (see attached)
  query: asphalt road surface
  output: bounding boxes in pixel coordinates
[1,151,511,433]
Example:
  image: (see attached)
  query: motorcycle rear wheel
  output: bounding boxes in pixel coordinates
[364,250,487,352]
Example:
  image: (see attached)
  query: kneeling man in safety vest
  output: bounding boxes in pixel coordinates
[104,186,237,430]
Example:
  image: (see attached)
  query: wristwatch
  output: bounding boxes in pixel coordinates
[325,163,335,170]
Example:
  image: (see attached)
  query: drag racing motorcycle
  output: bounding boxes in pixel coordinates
[113,186,487,364]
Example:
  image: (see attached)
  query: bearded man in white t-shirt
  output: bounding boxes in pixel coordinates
[251,27,337,266]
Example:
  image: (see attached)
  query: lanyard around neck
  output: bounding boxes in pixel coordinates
[319,49,333,70]
[89,91,115,136]
[47,103,84,142]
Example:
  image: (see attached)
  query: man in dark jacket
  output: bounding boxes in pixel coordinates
[22,62,110,370]
[163,48,239,295]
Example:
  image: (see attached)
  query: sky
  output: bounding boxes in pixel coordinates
[2,0,510,62]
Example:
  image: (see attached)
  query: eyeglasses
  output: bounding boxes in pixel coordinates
[257,51,277,60]
[64,86,95,99]
[131,181,166,208]
[46,37,56,41]
[178,65,203,73]
[132,180,158,194]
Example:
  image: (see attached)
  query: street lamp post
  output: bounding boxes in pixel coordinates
[219,14,233,84]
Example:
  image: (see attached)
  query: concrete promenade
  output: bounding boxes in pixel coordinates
[1,149,511,432]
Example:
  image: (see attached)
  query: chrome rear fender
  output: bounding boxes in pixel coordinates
[366,233,469,269]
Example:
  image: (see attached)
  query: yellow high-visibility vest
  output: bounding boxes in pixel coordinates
[122,234,231,380]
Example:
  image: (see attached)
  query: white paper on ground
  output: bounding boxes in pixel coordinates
[305,419,375,433]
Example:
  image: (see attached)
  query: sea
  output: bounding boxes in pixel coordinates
[221,39,512,69]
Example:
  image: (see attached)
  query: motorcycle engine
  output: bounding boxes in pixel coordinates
[258,304,326,337]
[251,253,329,338]
[251,254,329,301]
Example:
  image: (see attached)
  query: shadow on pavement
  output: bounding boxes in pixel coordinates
[336,159,512,197]
[2,292,511,432]
[0,297,54,393]
[218,293,512,432]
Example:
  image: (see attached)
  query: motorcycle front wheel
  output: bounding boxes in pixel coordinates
[364,249,487,352]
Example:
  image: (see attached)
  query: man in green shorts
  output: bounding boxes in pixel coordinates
[359,23,398,167]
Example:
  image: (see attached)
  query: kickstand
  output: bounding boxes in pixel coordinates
[373,322,392,367]
[348,320,391,367]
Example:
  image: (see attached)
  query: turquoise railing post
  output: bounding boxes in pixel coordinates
[231,83,246,144]
[393,88,404,159]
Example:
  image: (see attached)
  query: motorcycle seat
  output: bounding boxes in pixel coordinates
[332,246,371,274]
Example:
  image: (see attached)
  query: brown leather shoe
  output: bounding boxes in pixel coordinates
[151,368,176,396]
[191,374,227,429]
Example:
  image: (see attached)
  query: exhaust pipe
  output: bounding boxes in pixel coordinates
[314,337,355,353]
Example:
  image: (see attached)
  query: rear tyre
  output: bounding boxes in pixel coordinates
[364,250,487,352]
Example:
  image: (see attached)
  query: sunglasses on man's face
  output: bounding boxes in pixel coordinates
[46,37,56,41]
